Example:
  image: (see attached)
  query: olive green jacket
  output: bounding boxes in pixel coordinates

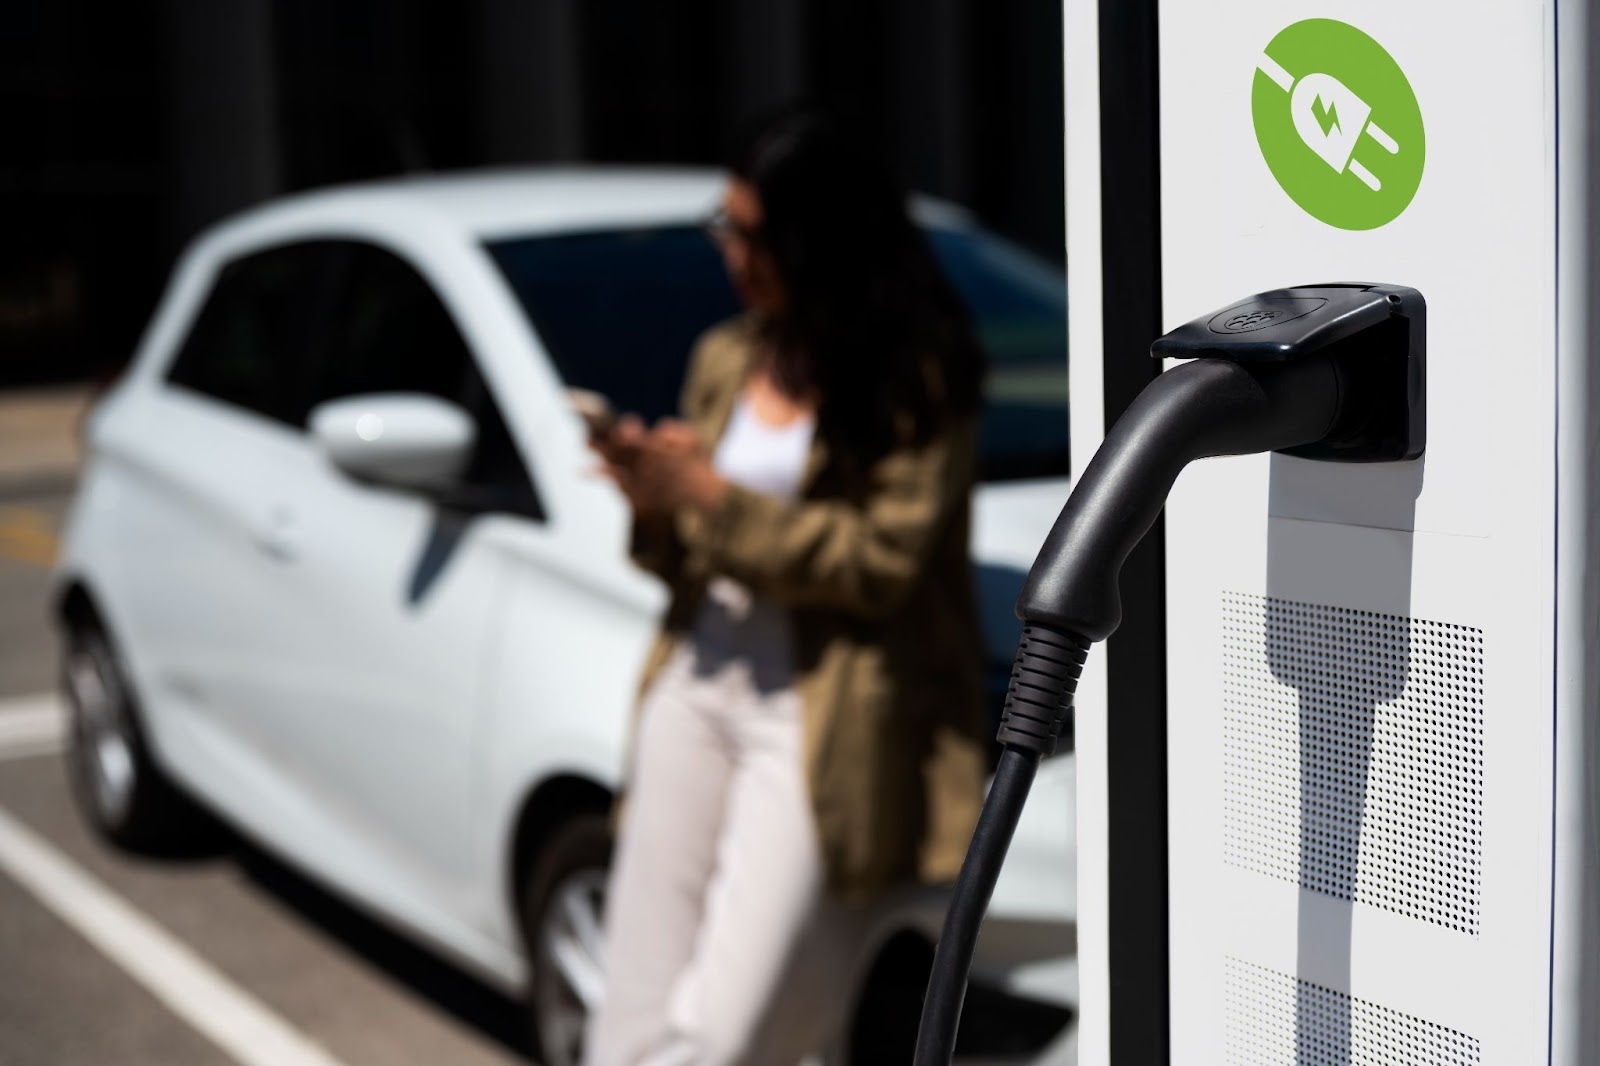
[628,317,988,901]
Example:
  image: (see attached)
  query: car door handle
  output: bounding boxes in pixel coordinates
[254,506,300,562]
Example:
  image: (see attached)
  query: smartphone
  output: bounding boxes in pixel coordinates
[567,388,618,437]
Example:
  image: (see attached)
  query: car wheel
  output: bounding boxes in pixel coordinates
[519,812,612,1066]
[62,620,203,851]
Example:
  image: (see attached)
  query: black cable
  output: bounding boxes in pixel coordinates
[914,745,1037,1065]
[914,625,1088,1065]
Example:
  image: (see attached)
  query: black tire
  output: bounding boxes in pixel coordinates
[61,619,208,852]
[846,931,936,1065]
[518,812,614,1066]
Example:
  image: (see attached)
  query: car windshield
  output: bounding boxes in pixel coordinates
[486,223,1068,481]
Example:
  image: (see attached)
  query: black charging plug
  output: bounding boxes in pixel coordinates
[914,282,1425,1066]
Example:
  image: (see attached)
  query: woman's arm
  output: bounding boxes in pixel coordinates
[617,326,739,582]
[628,511,686,582]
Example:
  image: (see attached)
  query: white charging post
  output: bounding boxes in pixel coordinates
[1065,3,1600,1063]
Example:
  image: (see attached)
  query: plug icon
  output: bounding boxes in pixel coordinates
[1258,55,1399,192]
[1251,20,1424,230]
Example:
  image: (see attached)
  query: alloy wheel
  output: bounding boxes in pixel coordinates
[65,640,136,828]
[533,867,608,1066]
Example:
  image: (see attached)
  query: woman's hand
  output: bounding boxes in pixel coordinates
[591,415,659,514]
[590,413,646,469]
[594,417,728,516]
[638,419,729,514]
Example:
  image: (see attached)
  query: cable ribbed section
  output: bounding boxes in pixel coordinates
[915,623,1091,1064]
[995,623,1089,756]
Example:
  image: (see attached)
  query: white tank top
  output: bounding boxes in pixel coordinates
[692,396,816,689]
[710,395,816,500]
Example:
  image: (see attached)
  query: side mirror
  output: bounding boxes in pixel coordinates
[308,393,476,493]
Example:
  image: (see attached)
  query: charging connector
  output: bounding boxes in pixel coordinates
[912,283,1424,1065]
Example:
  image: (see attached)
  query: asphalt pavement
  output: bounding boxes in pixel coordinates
[1,384,86,697]
[0,745,536,1066]
[1,492,67,699]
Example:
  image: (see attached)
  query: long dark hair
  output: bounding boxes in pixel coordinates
[728,107,986,467]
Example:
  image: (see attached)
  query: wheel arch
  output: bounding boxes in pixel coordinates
[55,577,104,631]
[505,773,614,939]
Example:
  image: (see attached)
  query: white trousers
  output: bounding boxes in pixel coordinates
[583,638,869,1066]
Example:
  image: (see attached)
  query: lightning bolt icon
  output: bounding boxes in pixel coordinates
[1259,58,1402,194]
[1312,94,1340,136]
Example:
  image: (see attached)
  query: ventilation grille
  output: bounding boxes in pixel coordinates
[1221,593,1485,934]
[1225,957,1479,1065]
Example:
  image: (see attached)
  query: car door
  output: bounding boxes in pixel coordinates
[252,238,542,919]
[120,241,343,780]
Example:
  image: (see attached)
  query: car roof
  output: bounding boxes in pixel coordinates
[197,166,977,249]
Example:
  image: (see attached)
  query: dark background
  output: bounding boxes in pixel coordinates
[0,0,1064,386]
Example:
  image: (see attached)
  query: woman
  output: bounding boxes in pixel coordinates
[585,108,989,1066]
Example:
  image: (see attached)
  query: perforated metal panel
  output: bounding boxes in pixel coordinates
[1220,593,1485,934]
[1224,957,1480,1065]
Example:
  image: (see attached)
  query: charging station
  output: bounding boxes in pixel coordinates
[1053,3,1600,1064]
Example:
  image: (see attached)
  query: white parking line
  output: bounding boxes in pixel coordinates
[0,805,351,1066]
[0,692,66,761]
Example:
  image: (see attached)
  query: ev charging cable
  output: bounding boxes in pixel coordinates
[912,283,1426,1065]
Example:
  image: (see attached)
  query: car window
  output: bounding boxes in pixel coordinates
[308,242,544,519]
[166,241,338,425]
[488,224,1069,482]
[487,227,741,426]
[927,230,1070,481]
[311,244,476,406]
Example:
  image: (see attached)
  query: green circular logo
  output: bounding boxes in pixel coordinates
[1252,19,1425,230]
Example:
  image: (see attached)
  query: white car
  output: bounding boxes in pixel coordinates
[51,168,1078,1063]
